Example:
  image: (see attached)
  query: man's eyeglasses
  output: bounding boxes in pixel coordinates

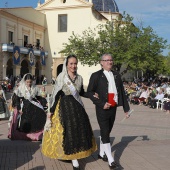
[102,60,113,62]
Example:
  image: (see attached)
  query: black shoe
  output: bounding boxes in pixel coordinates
[98,154,108,162]
[60,160,71,163]
[109,162,119,170]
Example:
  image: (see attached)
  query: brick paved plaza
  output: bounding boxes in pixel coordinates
[0,85,170,170]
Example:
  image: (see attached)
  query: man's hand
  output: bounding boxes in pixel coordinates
[125,112,130,119]
[103,102,111,109]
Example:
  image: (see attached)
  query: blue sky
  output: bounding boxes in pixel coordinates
[117,0,170,56]
[0,0,169,55]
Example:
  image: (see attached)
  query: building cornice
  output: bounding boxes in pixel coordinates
[36,0,54,9]
[75,0,92,5]
[36,0,92,9]
[92,8,108,20]
[36,4,92,11]
[0,10,46,32]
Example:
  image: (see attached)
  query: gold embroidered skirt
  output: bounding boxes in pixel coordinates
[42,97,97,160]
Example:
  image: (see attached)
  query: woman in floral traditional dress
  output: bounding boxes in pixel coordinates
[0,85,9,120]
[8,73,46,141]
[42,55,97,170]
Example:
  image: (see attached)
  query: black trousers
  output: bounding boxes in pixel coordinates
[96,106,117,143]
[147,97,152,106]
[150,99,158,108]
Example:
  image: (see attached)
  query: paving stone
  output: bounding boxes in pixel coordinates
[0,85,170,170]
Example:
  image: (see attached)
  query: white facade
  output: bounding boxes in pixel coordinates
[38,1,104,56]
[0,8,48,80]
[36,0,118,87]
[0,0,133,86]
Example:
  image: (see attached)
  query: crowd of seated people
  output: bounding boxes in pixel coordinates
[25,44,44,51]
[124,76,170,113]
[9,41,45,51]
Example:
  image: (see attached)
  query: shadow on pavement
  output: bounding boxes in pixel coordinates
[29,166,45,170]
[112,135,150,170]
[0,139,42,170]
[93,129,150,170]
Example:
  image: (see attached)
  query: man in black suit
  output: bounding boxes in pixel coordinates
[87,54,130,169]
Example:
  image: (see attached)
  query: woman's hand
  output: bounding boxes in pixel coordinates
[93,93,99,99]
[19,110,23,115]
[47,112,52,118]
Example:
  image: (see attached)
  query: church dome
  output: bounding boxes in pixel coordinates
[92,0,119,13]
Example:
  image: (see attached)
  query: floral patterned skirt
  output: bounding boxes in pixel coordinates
[42,95,97,160]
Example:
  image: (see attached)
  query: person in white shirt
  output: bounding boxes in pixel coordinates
[165,86,170,95]
[150,89,164,109]
[138,87,149,105]
[161,82,167,89]
[87,54,130,169]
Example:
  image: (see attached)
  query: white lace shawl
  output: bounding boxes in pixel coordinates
[50,58,83,107]
[50,73,83,107]
[15,85,40,99]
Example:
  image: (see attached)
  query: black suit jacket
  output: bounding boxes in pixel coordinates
[87,69,130,113]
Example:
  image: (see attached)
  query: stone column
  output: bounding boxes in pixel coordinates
[0,44,4,80]
[40,65,45,76]
[0,52,3,80]
[29,66,36,75]
[13,65,21,77]
[2,65,7,79]
[0,66,3,80]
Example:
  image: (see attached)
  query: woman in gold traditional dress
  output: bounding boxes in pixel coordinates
[42,55,97,170]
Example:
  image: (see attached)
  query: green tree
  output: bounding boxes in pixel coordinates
[127,27,168,73]
[161,53,170,75]
[60,13,168,75]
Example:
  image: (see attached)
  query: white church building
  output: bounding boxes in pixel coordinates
[0,0,134,87]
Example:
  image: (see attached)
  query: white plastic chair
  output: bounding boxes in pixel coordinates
[156,100,161,109]
[156,98,169,110]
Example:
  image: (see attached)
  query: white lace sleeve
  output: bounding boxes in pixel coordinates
[2,90,6,101]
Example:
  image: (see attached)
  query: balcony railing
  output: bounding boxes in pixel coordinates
[1,44,48,57]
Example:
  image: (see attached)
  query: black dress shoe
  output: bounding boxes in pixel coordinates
[109,162,119,170]
[98,154,108,162]
[60,160,71,163]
